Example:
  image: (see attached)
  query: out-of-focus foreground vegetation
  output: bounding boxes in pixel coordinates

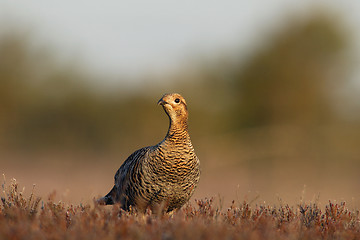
[1,11,360,206]
[1,178,360,240]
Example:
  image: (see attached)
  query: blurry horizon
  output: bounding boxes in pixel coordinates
[1,1,360,85]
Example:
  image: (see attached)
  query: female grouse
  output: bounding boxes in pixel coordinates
[98,93,200,212]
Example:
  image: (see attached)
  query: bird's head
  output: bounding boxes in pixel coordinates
[158,93,188,125]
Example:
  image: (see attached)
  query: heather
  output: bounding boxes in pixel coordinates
[1,179,359,240]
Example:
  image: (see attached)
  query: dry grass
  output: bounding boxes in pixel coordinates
[1,178,359,240]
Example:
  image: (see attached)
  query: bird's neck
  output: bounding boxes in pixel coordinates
[163,118,190,144]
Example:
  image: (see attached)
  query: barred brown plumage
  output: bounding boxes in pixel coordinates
[97,93,200,212]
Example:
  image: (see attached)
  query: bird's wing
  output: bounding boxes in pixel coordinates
[114,146,151,196]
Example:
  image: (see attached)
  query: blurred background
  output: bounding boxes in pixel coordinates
[1,1,360,208]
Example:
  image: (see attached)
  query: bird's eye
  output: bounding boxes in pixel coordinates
[174,98,180,103]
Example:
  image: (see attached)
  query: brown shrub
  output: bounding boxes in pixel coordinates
[1,178,359,240]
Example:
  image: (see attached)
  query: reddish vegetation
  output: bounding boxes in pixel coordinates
[1,178,359,240]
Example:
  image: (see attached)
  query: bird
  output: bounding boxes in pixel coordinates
[98,93,200,212]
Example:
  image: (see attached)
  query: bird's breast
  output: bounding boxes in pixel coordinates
[146,144,199,180]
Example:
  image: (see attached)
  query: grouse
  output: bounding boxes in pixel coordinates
[98,93,200,212]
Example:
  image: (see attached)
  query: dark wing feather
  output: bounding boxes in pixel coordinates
[98,146,151,208]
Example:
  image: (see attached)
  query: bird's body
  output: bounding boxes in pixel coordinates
[98,93,200,212]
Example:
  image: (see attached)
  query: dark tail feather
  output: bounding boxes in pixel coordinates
[97,186,116,205]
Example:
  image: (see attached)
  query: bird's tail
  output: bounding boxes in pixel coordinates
[97,186,116,205]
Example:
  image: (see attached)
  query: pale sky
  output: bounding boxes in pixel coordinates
[1,0,360,85]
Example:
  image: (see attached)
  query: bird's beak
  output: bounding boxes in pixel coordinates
[157,98,166,106]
